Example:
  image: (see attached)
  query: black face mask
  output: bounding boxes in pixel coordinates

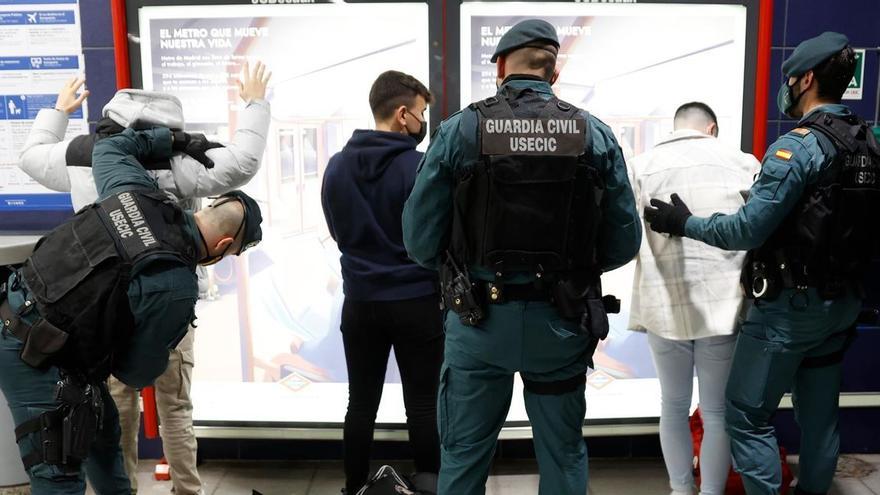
[405,110,427,145]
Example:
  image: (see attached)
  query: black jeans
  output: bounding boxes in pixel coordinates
[341,294,444,493]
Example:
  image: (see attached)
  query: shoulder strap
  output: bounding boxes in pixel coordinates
[800,112,863,153]
[538,96,579,120]
[474,94,517,120]
[459,106,480,164]
[542,97,593,158]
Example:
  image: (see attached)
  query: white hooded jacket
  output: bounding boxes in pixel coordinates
[18,89,270,211]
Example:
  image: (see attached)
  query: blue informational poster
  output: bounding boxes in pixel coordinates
[0,0,85,232]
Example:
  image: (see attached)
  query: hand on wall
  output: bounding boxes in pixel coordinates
[237,60,272,104]
[54,76,89,115]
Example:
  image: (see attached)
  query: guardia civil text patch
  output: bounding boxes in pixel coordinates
[480,118,585,156]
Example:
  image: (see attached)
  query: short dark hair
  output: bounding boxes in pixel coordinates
[369,71,432,121]
[674,101,718,125]
[813,46,856,101]
[506,44,557,80]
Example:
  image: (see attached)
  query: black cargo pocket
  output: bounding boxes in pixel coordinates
[725,330,783,409]
[20,318,69,368]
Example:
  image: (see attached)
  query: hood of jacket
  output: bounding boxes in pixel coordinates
[340,130,417,182]
[102,89,185,130]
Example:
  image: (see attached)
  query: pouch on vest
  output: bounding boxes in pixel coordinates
[19,318,68,368]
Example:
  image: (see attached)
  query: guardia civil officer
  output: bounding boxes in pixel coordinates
[18,62,271,495]
[644,32,879,495]
[0,127,262,494]
[402,19,641,495]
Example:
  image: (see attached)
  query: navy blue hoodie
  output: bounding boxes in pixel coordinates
[321,130,437,301]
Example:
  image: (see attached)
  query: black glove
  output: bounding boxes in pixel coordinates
[644,193,692,237]
[172,131,224,169]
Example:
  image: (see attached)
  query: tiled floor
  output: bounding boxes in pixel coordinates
[97,454,880,495]
[0,455,873,494]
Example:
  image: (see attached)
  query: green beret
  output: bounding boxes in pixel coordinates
[491,19,560,63]
[782,31,850,77]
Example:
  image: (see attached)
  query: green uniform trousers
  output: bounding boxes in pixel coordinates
[725,290,861,495]
[438,301,594,495]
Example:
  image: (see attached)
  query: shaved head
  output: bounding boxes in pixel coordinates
[194,198,246,260]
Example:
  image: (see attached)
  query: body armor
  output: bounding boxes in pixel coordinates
[443,86,616,346]
[450,86,602,280]
[18,188,198,378]
[744,112,880,301]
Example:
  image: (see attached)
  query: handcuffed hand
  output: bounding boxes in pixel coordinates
[644,193,692,237]
[55,77,89,115]
[236,60,272,103]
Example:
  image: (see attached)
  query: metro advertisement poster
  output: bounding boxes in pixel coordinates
[139,2,749,425]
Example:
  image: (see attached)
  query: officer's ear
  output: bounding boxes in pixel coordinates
[549,67,560,86]
[496,55,506,84]
[800,70,815,93]
[212,236,235,255]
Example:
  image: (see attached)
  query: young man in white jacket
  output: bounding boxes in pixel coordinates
[17,62,271,495]
[629,102,759,495]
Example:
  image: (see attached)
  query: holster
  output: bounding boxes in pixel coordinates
[63,401,101,462]
[13,374,103,471]
[439,258,485,326]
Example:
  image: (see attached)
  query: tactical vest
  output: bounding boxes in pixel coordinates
[19,189,198,378]
[451,87,602,281]
[745,112,880,300]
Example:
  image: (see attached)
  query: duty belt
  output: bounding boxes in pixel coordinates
[480,281,551,303]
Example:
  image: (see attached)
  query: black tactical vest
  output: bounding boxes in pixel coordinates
[745,112,880,300]
[451,87,602,280]
[19,189,198,378]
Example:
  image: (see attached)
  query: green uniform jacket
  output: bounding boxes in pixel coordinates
[402,78,642,280]
[93,128,200,388]
[685,104,862,335]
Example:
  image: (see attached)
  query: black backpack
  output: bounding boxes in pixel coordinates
[356,466,438,495]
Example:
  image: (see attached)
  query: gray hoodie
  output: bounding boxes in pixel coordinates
[18,89,271,211]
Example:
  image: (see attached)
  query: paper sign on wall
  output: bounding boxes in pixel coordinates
[843,49,865,100]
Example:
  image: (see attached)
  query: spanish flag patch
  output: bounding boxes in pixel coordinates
[775,149,793,161]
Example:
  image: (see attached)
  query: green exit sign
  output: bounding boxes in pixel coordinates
[843,49,866,100]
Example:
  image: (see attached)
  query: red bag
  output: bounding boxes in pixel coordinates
[690,408,794,494]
